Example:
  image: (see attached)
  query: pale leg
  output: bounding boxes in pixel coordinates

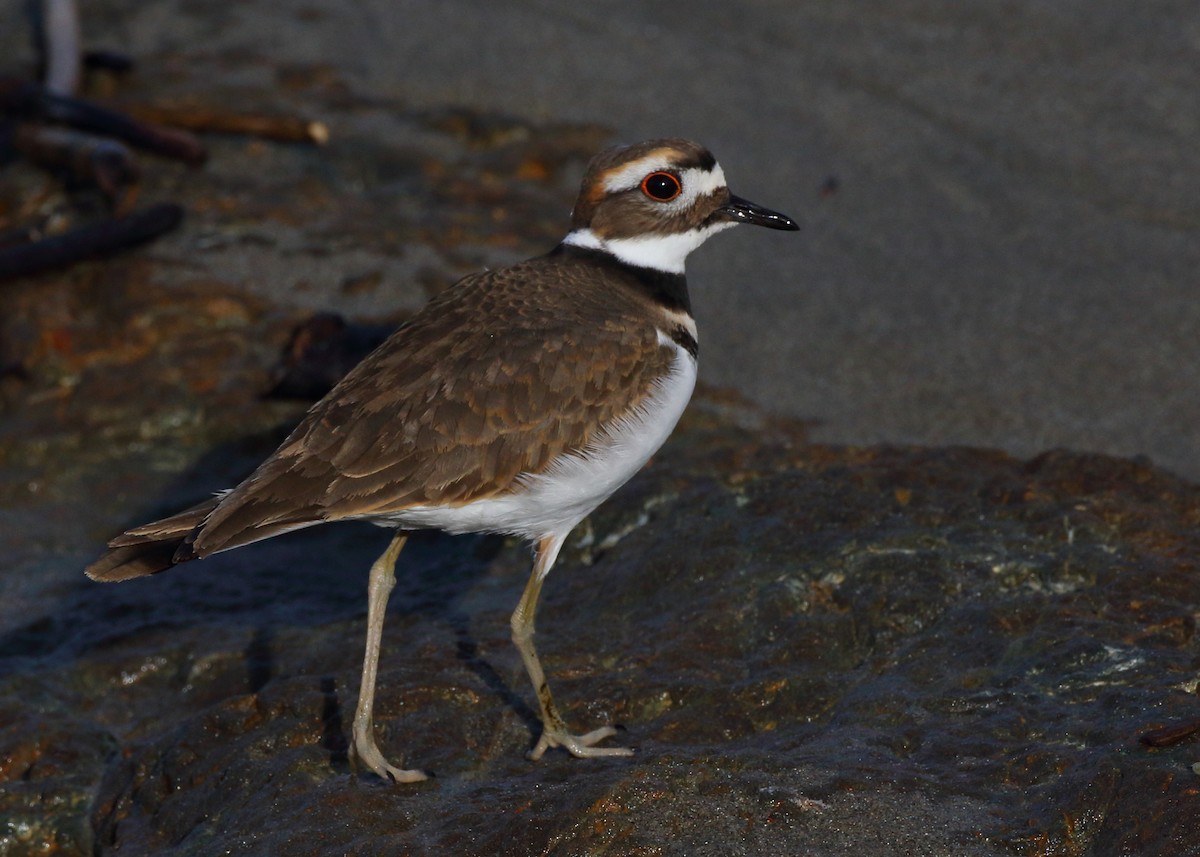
[511,533,632,761]
[352,532,428,783]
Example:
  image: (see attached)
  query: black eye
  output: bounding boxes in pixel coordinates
[640,171,682,201]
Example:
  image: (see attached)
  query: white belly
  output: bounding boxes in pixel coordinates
[378,334,696,541]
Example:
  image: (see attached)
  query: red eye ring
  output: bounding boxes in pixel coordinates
[640,171,682,202]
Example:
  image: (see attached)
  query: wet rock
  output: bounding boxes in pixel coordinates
[0,704,112,856]
[3,395,1199,855]
[0,13,1196,854]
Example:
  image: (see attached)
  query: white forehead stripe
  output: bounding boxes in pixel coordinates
[678,164,727,198]
[602,154,674,193]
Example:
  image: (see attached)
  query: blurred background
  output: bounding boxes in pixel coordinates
[4,0,1194,478]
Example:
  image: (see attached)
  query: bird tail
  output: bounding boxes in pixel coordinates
[85,496,221,582]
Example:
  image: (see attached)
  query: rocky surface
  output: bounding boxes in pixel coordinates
[3,390,1200,855]
[1,2,1198,855]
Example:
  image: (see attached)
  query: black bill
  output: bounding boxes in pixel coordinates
[720,194,799,230]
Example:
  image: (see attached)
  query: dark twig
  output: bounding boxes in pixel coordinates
[0,202,183,282]
[82,49,135,74]
[11,122,140,204]
[1138,718,1200,748]
[0,77,207,165]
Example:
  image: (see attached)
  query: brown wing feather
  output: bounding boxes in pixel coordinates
[185,253,675,558]
[86,496,221,580]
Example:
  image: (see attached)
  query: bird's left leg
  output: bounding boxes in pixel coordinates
[510,532,632,761]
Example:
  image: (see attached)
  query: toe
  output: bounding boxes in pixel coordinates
[354,733,428,783]
[383,763,429,784]
[529,724,632,761]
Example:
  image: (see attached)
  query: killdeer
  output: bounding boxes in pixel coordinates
[87,138,798,783]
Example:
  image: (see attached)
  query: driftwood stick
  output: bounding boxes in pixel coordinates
[0,77,207,165]
[1138,718,1200,748]
[121,102,329,145]
[12,123,141,200]
[0,202,183,281]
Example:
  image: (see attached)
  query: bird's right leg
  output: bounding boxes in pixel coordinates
[352,531,428,783]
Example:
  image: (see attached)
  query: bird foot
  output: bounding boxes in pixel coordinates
[354,732,429,784]
[528,723,633,761]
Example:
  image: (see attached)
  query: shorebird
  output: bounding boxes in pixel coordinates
[87,138,799,782]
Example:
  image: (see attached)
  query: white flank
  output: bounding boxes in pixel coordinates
[376,331,697,541]
[563,221,737,274]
